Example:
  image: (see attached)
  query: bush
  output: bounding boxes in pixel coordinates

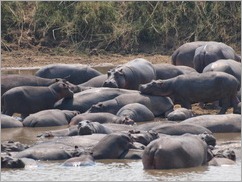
[1,1,241,54]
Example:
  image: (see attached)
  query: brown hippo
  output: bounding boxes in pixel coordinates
[1,114,23,128]
[181,114,241,133]
[69,112,134,125]
[142,133,211,169]
[22,109,80,127]
[87,92,174,117]
[35,63,102,85]
[193,43,241,73]
[139,71,240,114]
[2,80,74,118]
[103,58,156,90]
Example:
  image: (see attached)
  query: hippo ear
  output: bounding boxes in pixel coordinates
[97,103,103,108]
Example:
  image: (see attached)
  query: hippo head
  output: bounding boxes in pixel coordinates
[118,116,135,125]
[50,80,74,100]
[78,120,95,135]
[129,130,159,146]
[139,80,171,96]
[199,132,216,147]
[55,79,82,93]
[1,156,25,168]
[215,148,236,161]
[103,67,126,88]
[87,103,107,113]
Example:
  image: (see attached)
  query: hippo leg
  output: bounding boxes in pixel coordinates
[219,97,230,114]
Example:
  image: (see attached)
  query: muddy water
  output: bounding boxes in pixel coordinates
[1,66,241,181]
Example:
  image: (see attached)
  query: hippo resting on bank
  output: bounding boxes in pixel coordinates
[54,87,137,113]
[142,133,213,169]
[22,109,79,127]
[69,112,134,125]
[2,80,74,118]
[1,75,82,96]
[203,59,241,83]
[116,103,155,122]
[35,64,102,85]
[181,114,241,133]
[171,41,241,68]
[166,107,194,121]
[103,58,156,90]
[153,64,197,80]
[79,74,107,88]
[87,92,174,117]
[139,71,240,114]
[193,43,241,73]
[1,114,23,128]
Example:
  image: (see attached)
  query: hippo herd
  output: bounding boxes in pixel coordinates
[1,41,241,170]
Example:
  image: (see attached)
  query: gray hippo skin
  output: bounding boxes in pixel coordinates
[116,103,155,122]
[129,130,159,146]
[142,133,210,169]
[22,109,79,127]
[209,148,236,166]
[35,63,101,85]
[103,58,156,90]
[79,74,107,87]
[87,92,174,117]
[54,87,137,113]
[153,64,198,80]
[181,114,241,133]
[203,59,241,83]
[139,71,240,114]
[193,44,241,73]
[2,80,74,118]
[167,108,194,121]
[1,114,23,128]
[62,153,95,167]
[78,120,112,135]
[69,112,134,125]
[92,133,135,159]
[171,41,215,67]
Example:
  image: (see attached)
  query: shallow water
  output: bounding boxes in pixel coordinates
[1,66,241,181]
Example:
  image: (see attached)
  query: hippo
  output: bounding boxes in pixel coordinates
[129,130,159,146]
[103,58,156,90]
[181,114,241,133]
[139,71,240,114]
[166,108,194,121]
[2,80,74,118]
[77,120,112,135]
[171,41,240,68]
[209,148,236,166]
[87,92,174,117]
[116,103,155,122]
[12,134,107,160]
[203,59,241,83]
[153,64,198,80]
[54,87,137,113]
[1,156,26,168]
[92,132,135,159]
[193,43,241,73]
[142,133,211,169]
[35,63,102,85]
[151,123,212,136]
[1,114,23,128]
[22,109,79,127]
[79,74,107,88]
[62,153,95,167]
[1,75,82,95]
[1,141,29,152]
[69,112,134,125]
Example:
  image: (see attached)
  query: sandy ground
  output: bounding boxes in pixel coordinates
[1,48,234,115]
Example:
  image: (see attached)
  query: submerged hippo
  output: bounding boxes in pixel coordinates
[69,112,134,125]
[103,58,156,90]
[78,120,112,135]
[181,114,241,133]
[87,92,174,117]
[2,80,74,118]
[62,153,95,167]
[193,43,241,73]
[35,64,102,85]
[142,133,211,169]
[22,109,80,127]
[139,72,240,114]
